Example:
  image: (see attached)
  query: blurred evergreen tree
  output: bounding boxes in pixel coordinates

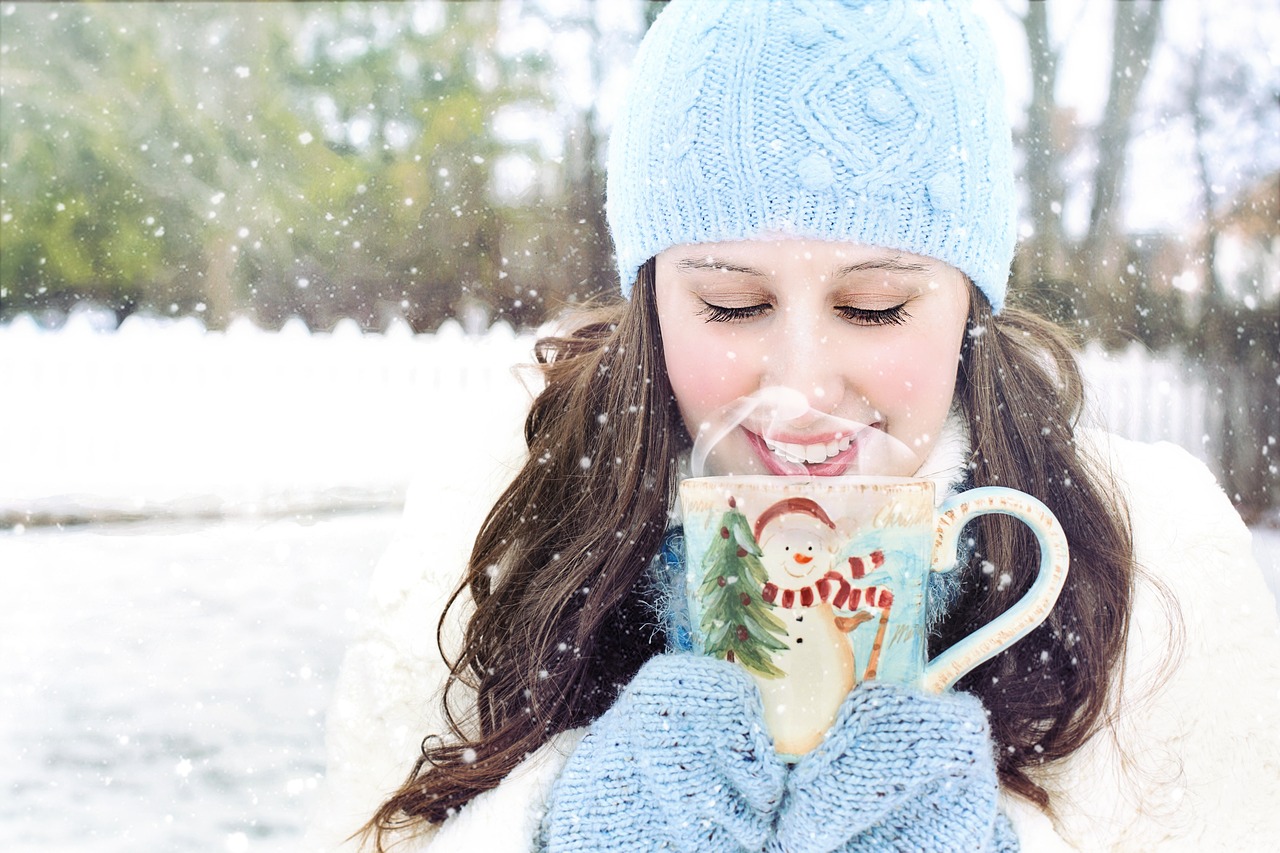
[0,1,558,331]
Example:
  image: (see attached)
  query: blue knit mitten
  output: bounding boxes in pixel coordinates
[538,654,787,852]
[772,682,1017,853]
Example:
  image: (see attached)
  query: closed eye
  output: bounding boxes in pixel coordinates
[697,300,912,325]
[696,301,771,323]
[837,304,910,326]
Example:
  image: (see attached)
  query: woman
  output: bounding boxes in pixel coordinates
[310,1,1280,849]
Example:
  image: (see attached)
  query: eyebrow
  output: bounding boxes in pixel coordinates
[832,258,931,276]
[675,258,767,276]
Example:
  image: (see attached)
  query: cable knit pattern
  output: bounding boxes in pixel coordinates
[537,654,786,852]
[608,0,1016,311]
[773,682,1013,852]
[538,660,1017,853]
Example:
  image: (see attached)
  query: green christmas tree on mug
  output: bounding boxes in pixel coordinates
[697,496,790,678]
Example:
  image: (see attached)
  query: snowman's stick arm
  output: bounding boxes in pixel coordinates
[861,591,895,681]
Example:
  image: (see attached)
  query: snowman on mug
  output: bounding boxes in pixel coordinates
[752,497,894,755]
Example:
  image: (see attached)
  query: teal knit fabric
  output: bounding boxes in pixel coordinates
[538,655,1017,852]
[538,654,786,851]
[772,682,1013,852]
[607,0,1016,312]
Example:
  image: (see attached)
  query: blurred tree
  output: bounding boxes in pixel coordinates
[1078,0,1164,345]
[1014,0,1164,346]
[1010,0,1279,511]
[553,0,613,307]
[0,1,556,331]
[456,0,655,325]
[510,0,638,315]
[275,1,553,331]
[0,2,363,328]
[1013,0,1278,351]
[1178,6,1280,514]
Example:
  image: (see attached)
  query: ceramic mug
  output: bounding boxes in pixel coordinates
[678,476,1069,757]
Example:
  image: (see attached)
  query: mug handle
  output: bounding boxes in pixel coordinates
[921,486,1070,693]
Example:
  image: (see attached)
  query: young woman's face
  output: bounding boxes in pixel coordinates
[655,238,970,477]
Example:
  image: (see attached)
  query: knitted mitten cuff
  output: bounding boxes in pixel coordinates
[539,654,786,852]
[775,682,1008,852]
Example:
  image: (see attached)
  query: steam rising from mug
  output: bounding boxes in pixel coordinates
[689,387,916,478]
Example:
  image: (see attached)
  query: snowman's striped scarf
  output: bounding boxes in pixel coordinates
[760,551,891,610]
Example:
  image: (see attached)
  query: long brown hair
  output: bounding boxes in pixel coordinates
[364,262,1137,845]
[944,297,1135,808]
[364,260,684,844]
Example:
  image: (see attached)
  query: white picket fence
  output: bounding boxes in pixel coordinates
[0,311,538,521]
[1077,341,1212,465]
[0,310,1217,521]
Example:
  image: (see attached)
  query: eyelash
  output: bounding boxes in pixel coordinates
[697,302,911,326]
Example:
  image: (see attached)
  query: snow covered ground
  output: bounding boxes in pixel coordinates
[1,316,1275,851]
[0,510,402,853]
[0,314,535,852]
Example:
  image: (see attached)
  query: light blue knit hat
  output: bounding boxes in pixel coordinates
[607,0,1016,312]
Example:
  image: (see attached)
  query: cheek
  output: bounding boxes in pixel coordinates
[866,335,961,429]
[662,325,757,422]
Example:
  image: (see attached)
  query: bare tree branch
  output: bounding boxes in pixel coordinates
[1021,0,1068,285]
[1085,0,1163,250]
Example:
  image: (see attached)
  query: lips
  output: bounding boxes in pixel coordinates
[744,426,874,476]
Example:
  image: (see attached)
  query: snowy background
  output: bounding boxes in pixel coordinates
[0,314,537,852]
[1,1,1276,847]
[1,315,1277,852]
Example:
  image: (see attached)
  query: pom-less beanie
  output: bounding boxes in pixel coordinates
[606,0,1016,313]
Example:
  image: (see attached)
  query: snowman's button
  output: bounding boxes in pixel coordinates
[796,638,804,644]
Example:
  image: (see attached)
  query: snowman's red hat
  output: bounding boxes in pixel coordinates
[754,497,836,543]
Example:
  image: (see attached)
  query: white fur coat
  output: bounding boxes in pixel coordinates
[305,429,1280,852]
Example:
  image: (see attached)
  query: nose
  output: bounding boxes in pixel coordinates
[762,312,846,415]
[794,553,813,564]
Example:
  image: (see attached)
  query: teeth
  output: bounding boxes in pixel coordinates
[763,435,854,465]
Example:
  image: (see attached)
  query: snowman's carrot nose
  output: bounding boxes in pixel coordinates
[794,553,813,564]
